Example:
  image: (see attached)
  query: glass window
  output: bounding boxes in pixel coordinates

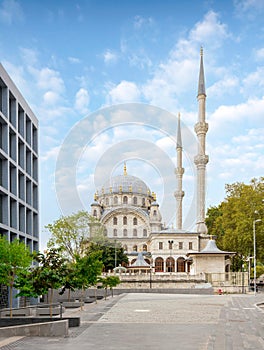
[113,217,117,225]
[179,242,183,249]
[133,217,137,225]
[113,229,117,236]
[133,229,137,237]
[159,242,163,250]
[123,216,127,225]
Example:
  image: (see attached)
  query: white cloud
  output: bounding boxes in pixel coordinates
[0,0,23,24]
[189,11,229,48]
[107,80,141,104]
[254,48,264,61]
[68,56,81,64]
[74,88,90,115]
[207,76,239,98]
[29,66,65,93]
[20,47,39,66]
[234,0,264,16]
[103,49,118,64]
[133,15,154,30]
[43,91,60,105]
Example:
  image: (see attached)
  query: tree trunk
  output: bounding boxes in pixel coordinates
[49,289,54,318]
[9,284,13,318]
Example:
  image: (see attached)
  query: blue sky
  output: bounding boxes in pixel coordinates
[0,0,264,249]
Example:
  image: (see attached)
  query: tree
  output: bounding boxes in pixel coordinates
[205,177,264,270]
[46,211,93,261]
[89,236,128,272]
[0,237,32,317]
[73,252,103,309]
[100,276,120,299]
[16,248,68,317]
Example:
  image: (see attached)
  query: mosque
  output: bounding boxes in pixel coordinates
[90,49,235,277]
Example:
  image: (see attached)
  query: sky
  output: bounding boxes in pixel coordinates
[0,0,264,249]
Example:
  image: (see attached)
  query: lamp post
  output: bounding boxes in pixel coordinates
[253,219,261,296]
[168,240,173,273]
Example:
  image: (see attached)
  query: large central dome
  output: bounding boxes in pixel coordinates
[102,174,151,196]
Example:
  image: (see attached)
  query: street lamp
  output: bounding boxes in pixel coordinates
[168,240,173,273]
[253,219,261,296]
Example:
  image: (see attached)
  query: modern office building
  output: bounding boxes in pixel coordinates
[0,64,39,248]
[0,63,39,307]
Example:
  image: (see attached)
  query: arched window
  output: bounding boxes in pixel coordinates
[153,210,157,216]
[123,229,127,237]
[166,257,175,272]
[133,245,137,252]
[123,196,128,204]
[177,257,185,272]
[133,217,137,225]
[113,229,117,237]
[93,209,97,217]
[113,217,117,225]
[105,197,109,205]
[133,229,137,237]
[114,196,118,204]
[155,257,164,272]
[133,196,137,205]
[143,229,147,237]
[143,244,147,251]
[123,216,127,225]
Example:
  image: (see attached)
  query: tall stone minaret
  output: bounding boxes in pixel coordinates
[174,113,185,230]
[194,47,209,234]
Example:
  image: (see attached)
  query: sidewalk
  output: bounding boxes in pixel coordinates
[0,293,263,350]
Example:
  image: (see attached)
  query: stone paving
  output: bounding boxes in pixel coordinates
[0,292,263,350]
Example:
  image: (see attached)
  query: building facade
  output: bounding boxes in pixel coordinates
[0,63,39,251]
[90,50,233,276]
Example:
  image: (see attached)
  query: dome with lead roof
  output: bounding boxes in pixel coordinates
[101,174,151,196]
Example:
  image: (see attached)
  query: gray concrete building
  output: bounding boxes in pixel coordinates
[0,64,39,253]
[0,63,39,308]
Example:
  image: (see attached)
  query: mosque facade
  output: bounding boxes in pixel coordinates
[90,49,234,275]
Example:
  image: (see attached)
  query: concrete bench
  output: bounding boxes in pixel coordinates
[0,308,31,317]
[36,307,65,316]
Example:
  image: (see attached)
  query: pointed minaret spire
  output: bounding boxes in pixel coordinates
[174,112,185,230]
[194,47,209,234]
[198,47,206,96]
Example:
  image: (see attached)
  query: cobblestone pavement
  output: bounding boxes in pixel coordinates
[0,293,263,350]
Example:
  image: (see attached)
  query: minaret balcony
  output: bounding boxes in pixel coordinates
[194,154,209,166]
[174,167,185,176]
[194,122,208,135]
[174,190,185,199]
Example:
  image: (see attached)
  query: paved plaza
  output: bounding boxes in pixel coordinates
[0,292,263,350]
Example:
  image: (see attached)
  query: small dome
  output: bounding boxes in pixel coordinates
[100,174,151,196]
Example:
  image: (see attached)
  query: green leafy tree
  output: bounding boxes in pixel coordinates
[16,248,68,317]
[100,276,120,299]
[73,252,103,309]
[46,211,93,261]
[205,177,264,271]
[89,238,128,272]
[0,237,32,317]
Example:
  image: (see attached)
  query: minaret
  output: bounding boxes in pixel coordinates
[174,113,185,230]
[194,47,209,234]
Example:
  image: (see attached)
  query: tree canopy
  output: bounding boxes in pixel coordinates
[205,177,264,272]
[0,237,32,316]
[46,210,94,261]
